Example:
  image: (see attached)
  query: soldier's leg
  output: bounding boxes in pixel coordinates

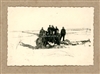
[63,35,65,41]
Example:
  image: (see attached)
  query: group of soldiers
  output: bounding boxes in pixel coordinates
[39,25,66,46]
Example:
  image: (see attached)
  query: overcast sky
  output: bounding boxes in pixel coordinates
[8,7,94,31]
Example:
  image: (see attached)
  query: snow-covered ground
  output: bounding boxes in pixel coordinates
[7,30,94,66]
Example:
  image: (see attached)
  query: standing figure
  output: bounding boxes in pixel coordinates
[47,25,53,42]
[47,25,52,35]
[39,27,45,37]
[51,25,55,35]
[55,30,60,45]
[54,26,59,35]
[60,27,66,41]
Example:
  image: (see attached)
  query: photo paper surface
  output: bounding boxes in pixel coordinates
[7,7,94,66]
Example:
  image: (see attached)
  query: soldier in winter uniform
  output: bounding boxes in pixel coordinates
[60,27,66,41]
[39,27,45,37]
[54,26,59,35]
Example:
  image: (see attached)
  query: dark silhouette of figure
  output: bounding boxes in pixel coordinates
[42,31,48,46]
[60,27,66,41]
[54,31,60,45]
[51,25,55,35]
[39,27,45,37]
[47,25,52,35]
[48,25,54,43]
[54,26,59,35]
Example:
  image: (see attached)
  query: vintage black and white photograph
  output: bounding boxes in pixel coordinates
[7,7,94,66]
